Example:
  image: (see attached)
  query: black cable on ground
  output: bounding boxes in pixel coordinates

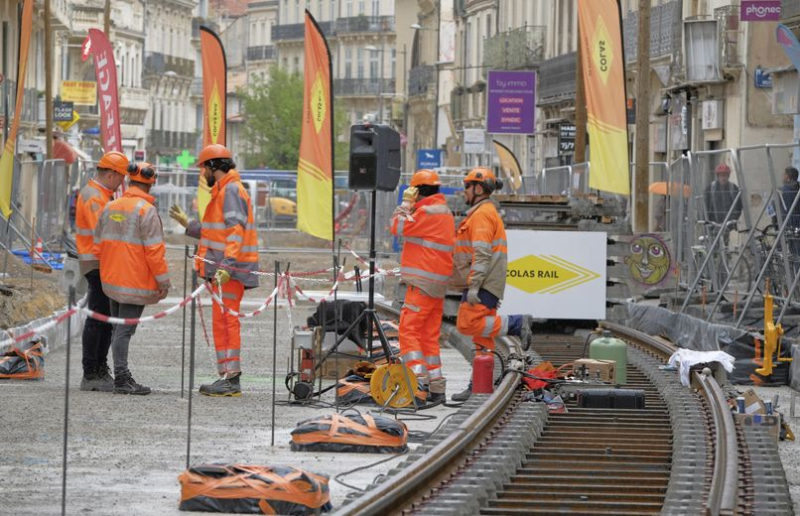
[333,450,409,492]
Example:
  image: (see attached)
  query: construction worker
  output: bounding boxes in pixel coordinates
[94,162,170,395]
[76,151,128,392]
[390,170,455,408]
[168,144,259,397]
[451,167,532,402]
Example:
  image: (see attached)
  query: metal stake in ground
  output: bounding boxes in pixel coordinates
[271,261,280,447]
[61,286,75,516]
[186,269,198,470]
[180,244,189,398]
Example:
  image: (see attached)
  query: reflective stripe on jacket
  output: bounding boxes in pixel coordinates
[391,193,455,299]
[451,198,508,299]
[187,170,259,288]
[94,188,170,305]
[76,179,113,275]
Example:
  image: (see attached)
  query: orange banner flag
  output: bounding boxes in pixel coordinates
[198,26,227,218]
[577,0,631,195]
[297,11,334,241]
[0,0,35,219]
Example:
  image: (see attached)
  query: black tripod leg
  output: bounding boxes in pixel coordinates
[314,310,369,373]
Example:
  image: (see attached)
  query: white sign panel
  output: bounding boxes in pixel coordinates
[463,128,485,154]
[499,230,607,320]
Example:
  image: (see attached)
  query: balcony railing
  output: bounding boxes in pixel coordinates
[247,45,276,61]
[333,78,395,96]
[190,78,203,97]
[119,86,149,111]
[273,21,332,41]
[483,25,546,70]
[334,15,395,34]
[537,52,576,104]
[624,1,681,63]
[144,52,195,77]
[409,65,435,97]
[147,130,197,150]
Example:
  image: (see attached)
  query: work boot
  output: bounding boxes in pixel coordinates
[519,315,533,351]
[451,382,472,402]
[113,369,151,395]
[80,365,114,392]
[199,373,241,397]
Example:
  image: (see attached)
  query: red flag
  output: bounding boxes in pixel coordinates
[87,29,122,152]
[81,35,92,62]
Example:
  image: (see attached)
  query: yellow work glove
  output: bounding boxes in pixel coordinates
[214,269,231,286]
[169,204,189,228]
[402,186,418,204]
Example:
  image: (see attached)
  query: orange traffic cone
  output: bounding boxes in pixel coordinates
[31,238,50,273]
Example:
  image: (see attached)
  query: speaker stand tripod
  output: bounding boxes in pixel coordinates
[314,188,419,410]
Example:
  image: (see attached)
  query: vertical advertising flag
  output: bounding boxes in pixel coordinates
[199,27,227,218]
[297,11,334,241]
[87,29,122,153]
[577,0,631,195]
[492,140,523,192]
[0,0,34,218]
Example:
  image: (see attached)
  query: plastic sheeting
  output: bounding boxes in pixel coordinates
[668,349,735,386]
[0,295,86,356]
[616,302,792,386]
[619,303,753,352]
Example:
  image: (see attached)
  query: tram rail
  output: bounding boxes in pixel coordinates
[337,318,768,516]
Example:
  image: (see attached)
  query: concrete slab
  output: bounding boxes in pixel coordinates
[0,249,473,515]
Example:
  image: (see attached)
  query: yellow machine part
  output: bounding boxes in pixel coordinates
[756,290,792,377]
[370,363,418,408]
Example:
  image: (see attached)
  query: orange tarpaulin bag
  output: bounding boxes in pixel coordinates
[291,410,408,454]
[0,341,44,380]
[178,464,331,514]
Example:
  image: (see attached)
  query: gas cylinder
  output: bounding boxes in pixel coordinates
[589,330,628,385]
[473,353,495,394]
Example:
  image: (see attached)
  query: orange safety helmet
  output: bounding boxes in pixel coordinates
[410,169,442,187]
[197,144,232,166]
[126,162,158,185]
[97,151,130,176]
[464,167,503,193]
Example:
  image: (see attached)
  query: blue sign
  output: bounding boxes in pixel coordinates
[417,149,442,169]
[754,67,773,89]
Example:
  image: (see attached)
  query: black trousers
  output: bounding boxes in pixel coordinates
[81,269,113,374]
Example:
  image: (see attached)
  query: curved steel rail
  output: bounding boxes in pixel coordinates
[695,370,739,516]
[601,320,739,515]
[333,336,521,516]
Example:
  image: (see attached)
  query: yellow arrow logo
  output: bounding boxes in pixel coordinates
[507,254,601,294]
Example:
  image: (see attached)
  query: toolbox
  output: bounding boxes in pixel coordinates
[576,388,646,409]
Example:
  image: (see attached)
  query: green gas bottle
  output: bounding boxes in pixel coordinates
[589,330,628,385]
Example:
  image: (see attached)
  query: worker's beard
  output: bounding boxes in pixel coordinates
[205,172,216,188]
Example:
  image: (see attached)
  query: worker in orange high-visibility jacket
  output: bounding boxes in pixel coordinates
[76,151,128,393]
[169,144,259,397]
[390,170,455,408]
[451,167,533,402]
[94,162,170,395]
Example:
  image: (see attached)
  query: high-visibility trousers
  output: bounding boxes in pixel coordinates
[456,301,522,352]
[211,279,244,375]
[398,285,445,394]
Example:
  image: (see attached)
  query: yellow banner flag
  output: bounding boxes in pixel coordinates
[0,0,34,219]
[297,11,333,240]
[578,0,630,195]
[199,26,227,218]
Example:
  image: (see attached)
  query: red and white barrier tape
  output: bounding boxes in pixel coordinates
[0,306,80,350]
[82,284,208,325]
[190,254,334,280]
[204,280,283,319]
